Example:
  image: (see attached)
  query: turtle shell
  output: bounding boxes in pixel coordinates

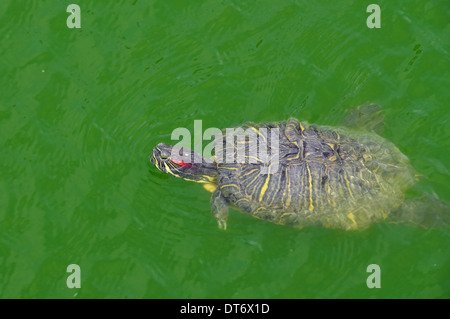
[215,119,415,230]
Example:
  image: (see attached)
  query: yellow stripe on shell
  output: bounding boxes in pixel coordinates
[347,212,358,229]
[220,184,240,189]
[240,169,258,177]
[285,166,291,208]
[299,122,305,134]
[306,163,314,212]
[259,166,270,202]
[343,171,355,200]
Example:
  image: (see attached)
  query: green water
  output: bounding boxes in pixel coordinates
[1,0,449,299]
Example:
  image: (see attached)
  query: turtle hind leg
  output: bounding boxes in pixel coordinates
[211,189,229,230]
[343,103,384,135]
[388,195,450,228]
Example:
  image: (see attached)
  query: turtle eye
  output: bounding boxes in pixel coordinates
[160,154,169,160]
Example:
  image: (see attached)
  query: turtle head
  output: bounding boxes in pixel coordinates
[151,143,217,183]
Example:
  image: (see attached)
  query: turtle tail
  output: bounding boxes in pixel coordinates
[387,194,450,228]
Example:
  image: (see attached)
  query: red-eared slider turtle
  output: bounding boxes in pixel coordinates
[151,104,447,230]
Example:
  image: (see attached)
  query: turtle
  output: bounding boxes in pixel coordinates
[150,104,447,230]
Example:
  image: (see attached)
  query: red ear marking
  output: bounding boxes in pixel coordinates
[170,159,193,168]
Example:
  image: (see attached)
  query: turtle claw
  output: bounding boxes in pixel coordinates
[217,219,227,231]
[211,189,229,231]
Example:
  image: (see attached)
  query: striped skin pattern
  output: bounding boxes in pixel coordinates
[216,119,415,230]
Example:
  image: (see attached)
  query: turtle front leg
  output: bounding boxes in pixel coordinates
[211,189,229,230]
